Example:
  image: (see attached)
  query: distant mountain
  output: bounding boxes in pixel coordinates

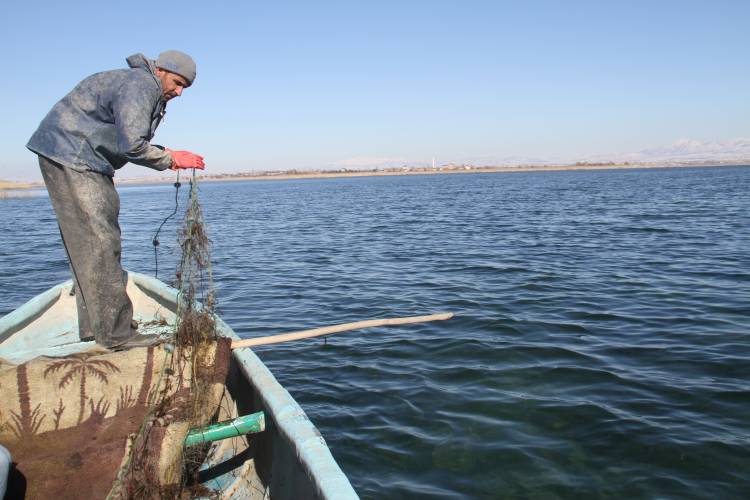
[332,157,411,169]
[330,139,750,172]
[582,138,750,164]
[455,155,558,167]
[331,154,560,170]
[468,138,750,167]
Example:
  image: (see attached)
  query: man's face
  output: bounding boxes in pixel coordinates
[156,68,189,101]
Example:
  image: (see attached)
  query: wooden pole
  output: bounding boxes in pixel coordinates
[231,312,454,350]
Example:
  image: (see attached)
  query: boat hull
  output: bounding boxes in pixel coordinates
[0,271,357,499]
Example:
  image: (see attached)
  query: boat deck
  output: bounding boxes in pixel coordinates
[0,279,175,364]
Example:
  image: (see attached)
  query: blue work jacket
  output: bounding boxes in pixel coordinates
[27,54,173,176]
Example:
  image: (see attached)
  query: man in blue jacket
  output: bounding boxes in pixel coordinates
[27,50,205,350]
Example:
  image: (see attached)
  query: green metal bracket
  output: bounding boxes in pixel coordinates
[184,411,265,447]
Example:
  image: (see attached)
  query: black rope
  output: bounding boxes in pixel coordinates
[152,171,182,279]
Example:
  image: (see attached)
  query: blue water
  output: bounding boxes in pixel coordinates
[2,167,749,499]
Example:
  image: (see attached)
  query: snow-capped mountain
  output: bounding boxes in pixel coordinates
[585,138,750,164]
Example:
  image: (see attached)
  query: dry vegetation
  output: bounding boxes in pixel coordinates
[0,180,40,198]
[0,180,37,190]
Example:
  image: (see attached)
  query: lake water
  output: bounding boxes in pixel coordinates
[1,166,749,499]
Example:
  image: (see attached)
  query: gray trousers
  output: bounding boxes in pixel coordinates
[39,156,133,347]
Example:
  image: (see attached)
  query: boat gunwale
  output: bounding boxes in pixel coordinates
[0,281,67,344]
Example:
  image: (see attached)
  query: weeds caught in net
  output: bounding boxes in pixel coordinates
[111,171,230,499]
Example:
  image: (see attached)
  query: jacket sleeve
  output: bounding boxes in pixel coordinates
[111,77,173,171]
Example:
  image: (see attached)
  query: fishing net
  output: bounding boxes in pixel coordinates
[109,172,232,499]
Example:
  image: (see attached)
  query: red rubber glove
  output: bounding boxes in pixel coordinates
[166,148,205,170]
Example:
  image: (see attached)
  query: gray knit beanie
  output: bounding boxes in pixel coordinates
[156,50,196,86]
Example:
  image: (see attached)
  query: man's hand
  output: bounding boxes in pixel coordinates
[166,148,205,170]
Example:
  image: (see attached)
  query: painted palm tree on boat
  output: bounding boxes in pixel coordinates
[44,353,120,424]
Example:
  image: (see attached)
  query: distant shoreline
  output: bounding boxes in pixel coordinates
[2,162,749,193]
[0,180,41,198]
[113,162,750,186]
[0,181,37,190]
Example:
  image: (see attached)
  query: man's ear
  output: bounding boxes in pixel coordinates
[155,67,165,77]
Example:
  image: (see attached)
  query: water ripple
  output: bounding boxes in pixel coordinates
[2,167,750,498]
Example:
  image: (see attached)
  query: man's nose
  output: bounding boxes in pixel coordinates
[174,86,183,96]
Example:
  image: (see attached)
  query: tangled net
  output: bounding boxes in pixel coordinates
[110,172,229,499]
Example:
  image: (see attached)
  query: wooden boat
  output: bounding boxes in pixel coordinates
[0,271,358,499]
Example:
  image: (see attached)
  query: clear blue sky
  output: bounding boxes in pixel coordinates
[2,0,749,180]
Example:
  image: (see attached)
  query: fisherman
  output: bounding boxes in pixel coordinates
[27,50,205,350]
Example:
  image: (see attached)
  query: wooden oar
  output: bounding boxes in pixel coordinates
[231,312,454,350]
